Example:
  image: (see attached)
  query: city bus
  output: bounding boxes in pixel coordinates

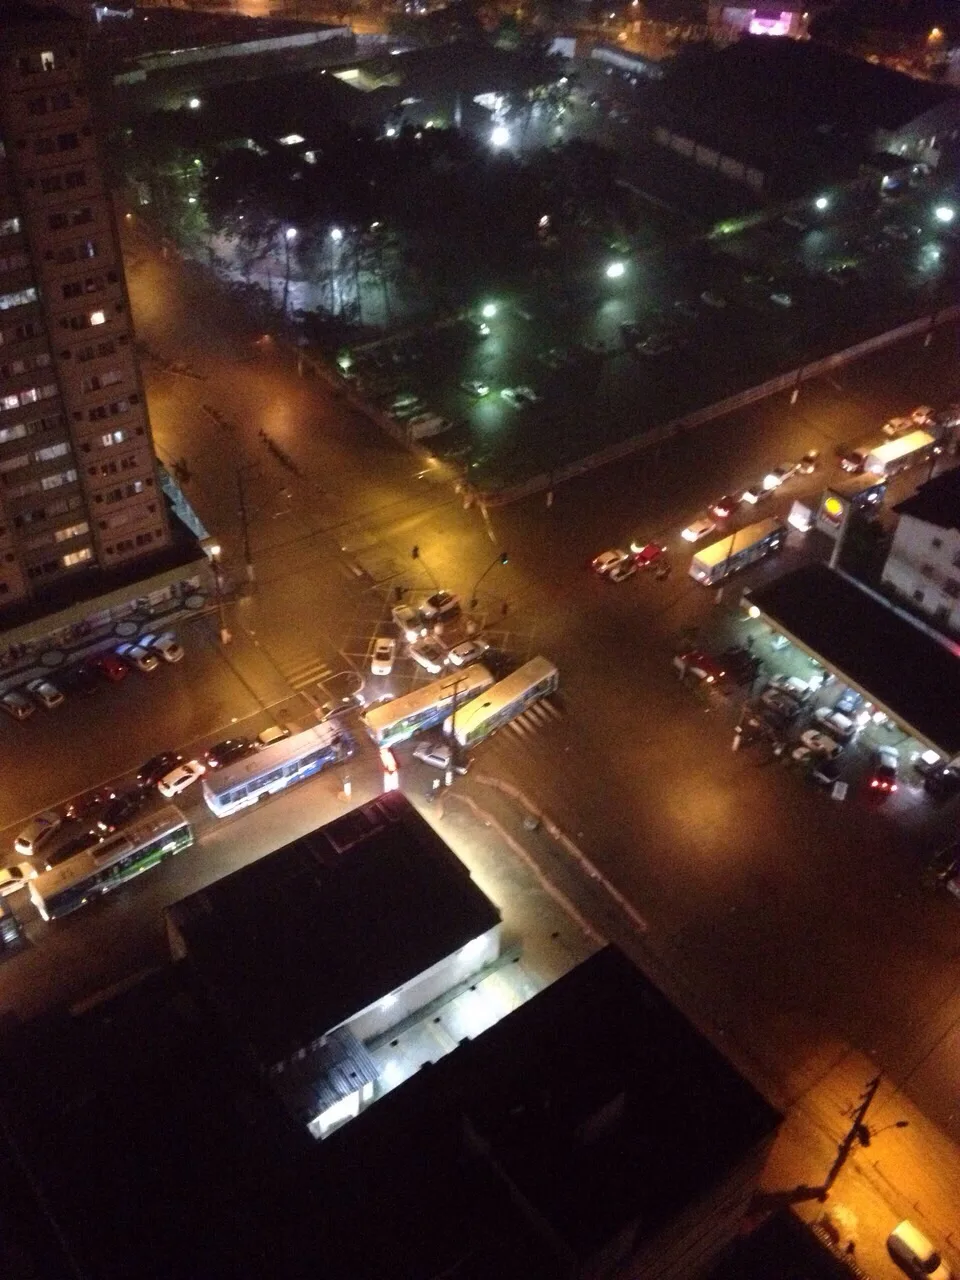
[202,721,354,818]
[445,656,559,748]
[361,664,494,747]
[29,805,193,922]
[688,518,786,586]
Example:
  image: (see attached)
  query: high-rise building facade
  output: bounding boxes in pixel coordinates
[0,4,169,611]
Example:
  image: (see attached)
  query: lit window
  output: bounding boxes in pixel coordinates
[63,547,93,567]
[89,310,106,326]
[41,51,56,72]
[54,520,88,543]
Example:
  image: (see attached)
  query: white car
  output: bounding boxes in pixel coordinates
[409,636,447,674]
[447,638,489,667]
[501,387,526,409]
[1,689,35,721]
[608,558,637,582]
[0,862,37,897]
[158,759,206,798]
[370,636,396,677]
[14,810,62,858]
[141,632,184,664]
[412,740,469,774]
[27,677,64,709]
[257,724,291,748]
[888,1220,952,1280]
[793,730,843,761]
[592,549,630,576]
[115,642,159,673]
[420,591,460,623]
[812,707,857,742]
[767,674,810,703]
[681,517,716,543]
[514,385,541,406]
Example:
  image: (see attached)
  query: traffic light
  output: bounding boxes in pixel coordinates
[499,551,509,565]
[411,545,420,559]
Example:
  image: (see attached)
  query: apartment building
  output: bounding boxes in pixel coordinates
[0,3,170,613]
[882,467,960,637]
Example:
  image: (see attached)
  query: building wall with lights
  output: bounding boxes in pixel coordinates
[882,469,960,638]
[0,5,170,611]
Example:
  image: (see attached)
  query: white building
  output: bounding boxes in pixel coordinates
[882,468,960,636]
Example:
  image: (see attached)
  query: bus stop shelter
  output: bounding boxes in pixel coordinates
[744,564,960,765]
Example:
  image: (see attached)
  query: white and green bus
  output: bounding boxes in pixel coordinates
[29,805,193,922]
[361,664,494,747]
[445,656,559,748]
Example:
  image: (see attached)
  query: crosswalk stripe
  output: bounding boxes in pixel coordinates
[282,659,334,689]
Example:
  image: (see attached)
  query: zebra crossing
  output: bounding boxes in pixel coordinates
[501,698,563,738]
[280,654,336,692]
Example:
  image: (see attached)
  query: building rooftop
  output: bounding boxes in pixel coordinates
[893,466,960,533]
[166,791,501,1071]
[747,563,960,757]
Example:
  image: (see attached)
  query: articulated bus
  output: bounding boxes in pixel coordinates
[688,518,786,587]
[445,656,559,748]
[203,721,354,818]
[361,664,494,747]
[29,805,193,922]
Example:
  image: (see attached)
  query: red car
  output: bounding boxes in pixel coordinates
[672,649,726,684]
[630,540,666,567]
[708,495,739,522]
[92,651,128,683]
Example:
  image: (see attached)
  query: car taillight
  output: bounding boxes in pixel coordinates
[870,779,878,787]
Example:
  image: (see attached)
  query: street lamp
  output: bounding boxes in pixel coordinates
[205,543,231,645]
[481,302,498,319]
[935,204,955,224]
[329,226,344,243]
[815,195,829,211]
[605,260,626,279]
[188,96,201,110]
[490,124,510,148]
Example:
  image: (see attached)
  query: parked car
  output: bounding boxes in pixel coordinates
[410,636,447,675]
[92,651,128,683]
[14,810,62,858]
[0,863,37,897]
[420,591,460,623]
[681,517,716,543]
[459,379,490,398]
[65,786,118,827]
[205,738,256,770]
[59,661,100,696]
[887,1220,952,1280]
[795,729,844,760]
[866,745,899,795]
[740,484,769,506]
[672,650,726,684]
[98,788,149,831]
[809,756,842,786]
[1,689,35,721]
[141,632,184,664]
[158,759,205,798]
[835,687,864,716]
[137,752,184,788]
[812,707,857,742]
[370,636,397,677]
[925,765,960,800]
[719,646,763,686]
[608,558,637,582]
[501,387,526,409]
[592,549,630,576]
[767,674,811,704]
[26,677,64,709]
[760,688,802,719]
[447,638,489,668]
[115,642,159,673]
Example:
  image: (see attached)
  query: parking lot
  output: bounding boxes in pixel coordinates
[333,178,960,492]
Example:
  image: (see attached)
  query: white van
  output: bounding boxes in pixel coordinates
[888,1221,952,1280]
[14,810,62,859]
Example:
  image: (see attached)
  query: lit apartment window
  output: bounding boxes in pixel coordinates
[0,287,38,311]
[100,429,126,447]
[54,520,88,543]
[34,442,70,463]
[89,310,106,326]
[63,547,93,568]
[41,52,56,72]
[41,467,77,491]
[0,218,21,238]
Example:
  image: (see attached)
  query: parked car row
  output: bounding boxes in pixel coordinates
[0,631,184,724]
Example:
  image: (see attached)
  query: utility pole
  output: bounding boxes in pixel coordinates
[236,465,255,584]
[821,1074,882,1195]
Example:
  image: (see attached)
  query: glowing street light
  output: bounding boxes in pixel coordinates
[481,302,498,319]
[934,204,955,224]
[815,195,829,211]
[285,226,298,242]
[605,260,626,279]
[490,124,510,148]
[188,96,201,110]
[329,226,344,243]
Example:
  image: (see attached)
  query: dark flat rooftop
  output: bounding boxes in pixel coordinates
[893,466,960,533]
[166,791,501,1069]
[748,564,960,756]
